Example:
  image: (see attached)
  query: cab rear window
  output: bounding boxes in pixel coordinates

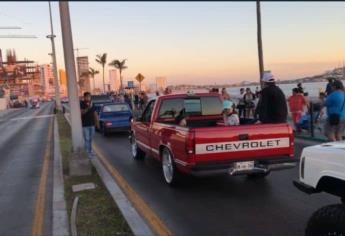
[158,96,222,119]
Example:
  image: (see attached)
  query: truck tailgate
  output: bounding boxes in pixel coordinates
[193,123,294,162]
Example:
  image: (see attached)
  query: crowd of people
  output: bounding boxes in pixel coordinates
[219,71,288,128]
[218,72,345,142]
[79,72,345,156]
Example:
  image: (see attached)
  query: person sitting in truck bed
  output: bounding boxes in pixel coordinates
[223,100,240,126]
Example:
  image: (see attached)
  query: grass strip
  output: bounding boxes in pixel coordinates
[57,113,133,236]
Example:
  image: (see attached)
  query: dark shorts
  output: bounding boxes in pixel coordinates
[324,120,345,137]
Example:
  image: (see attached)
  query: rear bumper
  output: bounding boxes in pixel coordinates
[187,156,297,177]
[105,126,131,132]
[293,180,319,194]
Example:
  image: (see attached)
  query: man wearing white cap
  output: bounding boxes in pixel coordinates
[255,71,288,123]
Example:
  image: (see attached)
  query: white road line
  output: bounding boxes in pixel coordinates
[10,114,54,121]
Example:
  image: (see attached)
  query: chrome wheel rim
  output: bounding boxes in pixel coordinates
[162,150,173,183]
[131,137,137,158]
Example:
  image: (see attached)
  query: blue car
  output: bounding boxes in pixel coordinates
[98,103,132,136]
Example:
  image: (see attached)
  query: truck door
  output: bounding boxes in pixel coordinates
[136,100,155,155]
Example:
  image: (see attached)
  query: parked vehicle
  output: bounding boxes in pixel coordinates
[91,95,113,114]
[97,103,132,136]
[130,93,296,185]
[61,96,69,104]
[293,141,345,236]
[29,97,40,109]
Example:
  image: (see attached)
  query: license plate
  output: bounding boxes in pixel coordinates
[233,161,254,171]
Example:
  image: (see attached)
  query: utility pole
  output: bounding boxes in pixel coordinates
[47,1,61,110]
[256,0,265,88]
[59,1,84,153]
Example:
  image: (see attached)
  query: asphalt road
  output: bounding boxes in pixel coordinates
[94,132,339,236]
[0,103,54,236]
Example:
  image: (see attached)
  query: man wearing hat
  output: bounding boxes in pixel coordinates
[255,71,288,124]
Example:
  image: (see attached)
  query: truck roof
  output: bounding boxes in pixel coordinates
[156,93,220,99]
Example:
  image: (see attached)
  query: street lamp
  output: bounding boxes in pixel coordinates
[47,1,61,110]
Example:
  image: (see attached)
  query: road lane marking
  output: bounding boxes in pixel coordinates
[10,114,54,121]
[32,117,53,236]
[93,144,173,236]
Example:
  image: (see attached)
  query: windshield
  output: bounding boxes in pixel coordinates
[103,104,129,112]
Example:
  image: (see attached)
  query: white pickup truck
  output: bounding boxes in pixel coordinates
[293,141,345,236]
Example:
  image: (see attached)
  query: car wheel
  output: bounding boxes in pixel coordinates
[306,204,345,236]
[161,148,181,186]
[342,198,345,205]
[130,135,145,160]
[247,171,270,179]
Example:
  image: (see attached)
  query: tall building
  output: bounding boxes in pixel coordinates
[40,64,55,97]
[109,69,120,91]
[156,76,167,91]
[77,56,90,95]
[59,69,67,96]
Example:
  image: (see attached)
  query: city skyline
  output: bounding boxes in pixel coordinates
[0,2,344,87]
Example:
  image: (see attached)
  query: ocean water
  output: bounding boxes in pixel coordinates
[170,81,330,99]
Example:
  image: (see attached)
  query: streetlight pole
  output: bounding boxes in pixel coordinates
[256,0,265,88]
[47,1,61,110]
[59,1,84,152]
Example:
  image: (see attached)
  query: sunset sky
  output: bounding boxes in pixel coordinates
[0,1,344,87]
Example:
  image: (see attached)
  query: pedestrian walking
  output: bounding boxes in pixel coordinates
[256,71,288,124]
[236,88,245,119]
[243,88,256,119]
[139,91,149,110]
[221,88,231,100]
[325,77,335,96]
[297,83,304,94]
[324,80,345,141]
[288,88,307,132]
[80,92,99,157]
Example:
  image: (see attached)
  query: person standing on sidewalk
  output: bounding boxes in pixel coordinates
[288,88,306,132]
[324,80,345,141]
[80,92,99,157]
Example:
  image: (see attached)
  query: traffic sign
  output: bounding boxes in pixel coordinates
[135,73,145,83]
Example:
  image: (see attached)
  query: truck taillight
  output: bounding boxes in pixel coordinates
[105,122,112,127]
[186,131,195,155]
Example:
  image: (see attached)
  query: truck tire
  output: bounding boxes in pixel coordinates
[305,204,345,236]
[130,135,145,160]
[161,148,181,186]
[247,171,270,179]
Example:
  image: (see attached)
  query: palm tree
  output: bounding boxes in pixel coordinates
[82,67,99,92]
[256,0,264,88]
[95,53,107,93]
[108,59,128,92]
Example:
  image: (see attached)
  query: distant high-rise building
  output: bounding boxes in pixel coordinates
[77,56,90,94]
[156,77,167,91]
[109,69,119,91]
[59,69,67,96]
[40,64,55,97]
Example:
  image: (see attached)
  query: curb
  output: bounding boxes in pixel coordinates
[53,117,69,236]
[91,157,154,236]
[62,113,154,236]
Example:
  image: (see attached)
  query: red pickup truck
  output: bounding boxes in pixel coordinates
[130,93,296,185]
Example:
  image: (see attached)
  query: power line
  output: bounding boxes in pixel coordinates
[0,26,22,29]
[0,35,37,38]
